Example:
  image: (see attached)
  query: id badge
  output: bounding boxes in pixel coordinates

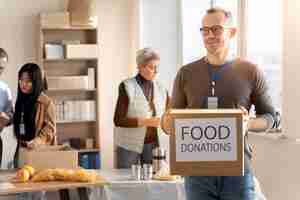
[207,97,218,109]
[20,123,25,135]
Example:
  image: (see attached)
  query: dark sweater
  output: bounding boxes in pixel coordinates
[171,57,276,171]
[114,74,171,144]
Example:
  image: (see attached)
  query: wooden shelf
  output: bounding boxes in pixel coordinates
[78,149,100,153]
[39,13,100,153]
[42,26,97,31]
[46,89,96,100]
[44,58,98,62]
[57,120,96,125]
[46,89,96,93]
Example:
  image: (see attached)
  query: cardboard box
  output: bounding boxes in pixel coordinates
[40,12,70,28]
[168,109,244,176]
[66,0,96,26]
[44,44,64,60]
[47,76,89,90]
[65,44,98,59]
[18,145,78,170]
[80,138,94,149]
[88,68,95,89]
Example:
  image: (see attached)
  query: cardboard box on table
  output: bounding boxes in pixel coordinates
[169,109,244,176]
[18,145,78,170]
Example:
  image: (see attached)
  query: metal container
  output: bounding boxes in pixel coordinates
[142,164,153,180]
[131,164,141,180]
[152,147,166,174]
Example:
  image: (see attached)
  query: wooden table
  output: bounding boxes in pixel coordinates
[0,170,108,200]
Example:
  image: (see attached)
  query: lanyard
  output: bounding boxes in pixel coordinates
[207,61,232,96]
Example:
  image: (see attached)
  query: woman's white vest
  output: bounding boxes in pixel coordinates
[115,77,168,153]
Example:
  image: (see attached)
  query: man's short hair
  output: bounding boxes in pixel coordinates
[0,48,8,61]
[136,48,160,66]
[206,7,234,26]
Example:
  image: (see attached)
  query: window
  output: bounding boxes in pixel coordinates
[247,0,282,111]
[181,0,282,111]
[181,0,211,64]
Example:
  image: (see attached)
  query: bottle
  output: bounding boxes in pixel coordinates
[249,104,256,118]
[142,163,153,180]
[152,147,166,174]
[131,159,141,180]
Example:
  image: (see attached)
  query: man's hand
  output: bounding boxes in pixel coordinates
[240,106,271,133]
[0,112,10,128]
[138,117,161,128]
[161,110,172,135]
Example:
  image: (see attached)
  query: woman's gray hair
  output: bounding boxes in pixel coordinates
[136,48,160,66]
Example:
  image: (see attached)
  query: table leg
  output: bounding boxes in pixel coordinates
[59,189,70,200]
[78,187,89,200]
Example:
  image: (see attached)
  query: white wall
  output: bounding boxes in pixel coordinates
[140,0,180,91]
[97,0,137,169]
[0,1,64,93]
[282,0,300,139]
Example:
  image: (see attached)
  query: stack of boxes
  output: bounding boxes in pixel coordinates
[55,100,96,122]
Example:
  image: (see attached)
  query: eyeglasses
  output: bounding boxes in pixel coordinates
[19,79,32,85]
[145,64,159,72]
[200,25,229,36]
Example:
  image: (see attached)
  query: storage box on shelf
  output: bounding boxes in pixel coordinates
[40,12,70,28]
[66,44,98,59]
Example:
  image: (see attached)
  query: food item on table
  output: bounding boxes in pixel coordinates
[22,165,35,177]
[16,169,31,182]
[15,165,98,183]
[31,168,97,182]
[31,169,56,182]
[15,165,36,182]
[52,168,74,181]
[69,169,97,182]
[32,168,73,182]
[152,161,180,181]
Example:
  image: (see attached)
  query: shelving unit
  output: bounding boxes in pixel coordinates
[56,120,96,124]
[38,15,100,162]
[78,149,100,153]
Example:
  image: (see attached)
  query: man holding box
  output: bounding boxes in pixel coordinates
[171,7,277,200]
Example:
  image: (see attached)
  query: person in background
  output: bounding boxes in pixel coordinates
[0,48,13,167]
[13,63,56,153]
[169,7,277,200]
[114,47,171,168]
[13,63,56,200]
